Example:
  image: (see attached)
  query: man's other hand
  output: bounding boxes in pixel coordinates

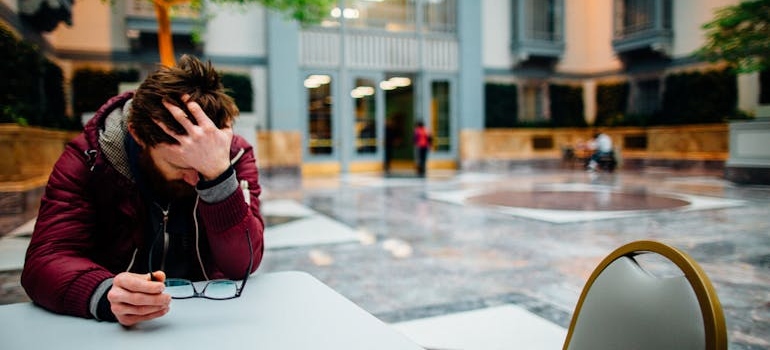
[108,271,170,326]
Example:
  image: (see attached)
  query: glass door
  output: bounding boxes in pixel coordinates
[351,76,379,157]
[383,73,416,169]
[430,79,452,152]
[305,74,335,157]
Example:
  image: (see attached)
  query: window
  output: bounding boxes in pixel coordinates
[322,0,456,33]
[633,79,660,116]
[521,84,544,122]
[306,75,334,155]
[342,0,415,32]
[526,0,562,41]
[511,0,564,58]
[353,78,377,154]
[614,0,671,38]
[431,81,451,151]
[423,0,456,33]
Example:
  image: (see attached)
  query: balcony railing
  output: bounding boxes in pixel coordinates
[612,0,672,53]
[300,28,458,72]
[126,0,199,19]
[511,0,565,60]
[125,0,200,34]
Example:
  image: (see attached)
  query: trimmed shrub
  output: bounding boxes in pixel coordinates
[41,59,72,129]
[0,25,43,125]
[595,82,630,126]
[72,69,119,117]
[484,83,518,128]
[549,84,586,127]
[1,25,74,129]
[221,73,253,112]
[659,69,737,124]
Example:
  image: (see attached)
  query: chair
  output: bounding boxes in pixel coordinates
[562,240,727,350]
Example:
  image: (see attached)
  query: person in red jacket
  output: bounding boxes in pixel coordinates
[413,120,432,177]
[21,55,265,327]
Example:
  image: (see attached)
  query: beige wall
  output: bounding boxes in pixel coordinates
[557,0,622,74]
[44,1,118,53]
[481,0,511,69]
[671,0,738,57]
[459,124,729,166]
[1,0,16,12]
[256,130,303,169]
[205,3,267,58]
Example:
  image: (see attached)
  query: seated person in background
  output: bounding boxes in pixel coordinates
[21,55,265,326]
[586,132,615,171]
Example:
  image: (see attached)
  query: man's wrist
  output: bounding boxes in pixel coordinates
[90,278,117,322]
[199,161,232,181]
[197,166,237,203]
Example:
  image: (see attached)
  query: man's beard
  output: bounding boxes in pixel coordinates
[138,151,197,202]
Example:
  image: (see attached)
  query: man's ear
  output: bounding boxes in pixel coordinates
[127,123,146,148]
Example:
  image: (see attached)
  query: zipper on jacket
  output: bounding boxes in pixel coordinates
[84,150,97,171]
[150,202,171,272]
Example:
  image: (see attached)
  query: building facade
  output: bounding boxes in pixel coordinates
[1,0,765,176]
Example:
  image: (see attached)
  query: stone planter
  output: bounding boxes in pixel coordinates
[725,118,770,185]
[0,125,78,234]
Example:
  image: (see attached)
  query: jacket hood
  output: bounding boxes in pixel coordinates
[83,91,135,181]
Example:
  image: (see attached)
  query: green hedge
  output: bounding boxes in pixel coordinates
[0,25,76,129]
[41,60,72,129]
[1,25,42,126]
[72,69,120,117]
[595,82,630,126]
[658,69,738,124]
[484,83,518,128]
[70,67,143,120]
[221,73,253,112]
[549,84,586,127]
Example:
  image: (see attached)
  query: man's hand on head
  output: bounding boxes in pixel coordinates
[108,271,170,327]
[157,95,234,181]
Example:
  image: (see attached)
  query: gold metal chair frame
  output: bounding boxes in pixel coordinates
[562,240,727,350]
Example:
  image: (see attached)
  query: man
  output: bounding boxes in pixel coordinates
[586,132,615,171]
[21,55,264,326]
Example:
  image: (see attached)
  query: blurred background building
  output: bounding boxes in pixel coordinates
[1,0,766,177]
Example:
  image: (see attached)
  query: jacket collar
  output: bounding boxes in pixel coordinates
[83,91,135,181]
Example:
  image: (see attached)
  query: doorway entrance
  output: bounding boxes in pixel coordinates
[383,74,416,173]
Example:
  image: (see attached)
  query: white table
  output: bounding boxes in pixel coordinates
[0,271,423,349]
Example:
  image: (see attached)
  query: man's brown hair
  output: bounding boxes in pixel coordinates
[129,54,239,146]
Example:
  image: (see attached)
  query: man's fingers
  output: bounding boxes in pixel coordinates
[114,305,170,327]
[150,270,166,283]
[111,300,169,317]
[185,100,216,128]
[162,99,196,130]
[108,285,170,307]
[113,272,165,294]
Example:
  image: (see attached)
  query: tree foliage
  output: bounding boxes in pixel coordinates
[698,0,770,73]
[206,0,336,24]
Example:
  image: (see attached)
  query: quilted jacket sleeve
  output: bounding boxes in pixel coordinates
[21,136,114,319]
[196,135,265,279]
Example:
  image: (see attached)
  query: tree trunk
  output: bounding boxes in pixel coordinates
[153,1,175,67]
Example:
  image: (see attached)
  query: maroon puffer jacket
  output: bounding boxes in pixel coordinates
[21,92,265,319]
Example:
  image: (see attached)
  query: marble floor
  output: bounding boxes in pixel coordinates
[1,168,769,349]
